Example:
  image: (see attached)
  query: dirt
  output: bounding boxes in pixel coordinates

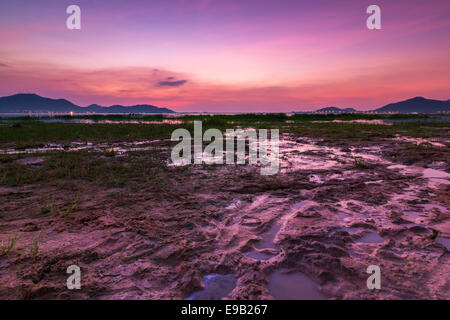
[0,134,448,299]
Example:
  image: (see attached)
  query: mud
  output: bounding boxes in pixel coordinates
[0,134,448,299]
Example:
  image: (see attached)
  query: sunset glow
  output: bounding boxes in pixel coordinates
[1,0,449,112]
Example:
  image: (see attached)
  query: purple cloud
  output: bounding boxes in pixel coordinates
[157,79,187,87]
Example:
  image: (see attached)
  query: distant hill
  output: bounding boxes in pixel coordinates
[315,106,357,113]
[0,94,175,113]
[375,97,450,113]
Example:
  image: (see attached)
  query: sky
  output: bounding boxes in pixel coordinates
[0,0,449,112]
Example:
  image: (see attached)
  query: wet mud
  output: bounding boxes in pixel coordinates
[0,134,448,299]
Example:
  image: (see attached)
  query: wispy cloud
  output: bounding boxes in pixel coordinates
[157,79,188,87]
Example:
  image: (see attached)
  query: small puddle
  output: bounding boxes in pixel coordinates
[423,168,450,179]
[357,231,385,244]
[345,227,385,243]
[422,203,448,213]
[403,211,426,224]
[345,227,361,233]
[244,201,315,260]
[267,269,326,300]
[254,223,282,250]
[186,274,236,300]
[244,221,281,260]
[436,237,450,251]
[312,119,391,125]
[226,199,241,210]
[16,157,45,167]
[79,119,183,125]
[308,175,324,184]
[394,135,446,147]
[292,200,315,211]
[243,250,275,261]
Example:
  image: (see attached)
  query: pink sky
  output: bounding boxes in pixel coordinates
[0,0,449,112]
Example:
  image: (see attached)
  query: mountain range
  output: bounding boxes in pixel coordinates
[315,97,449,113]
[0,94,449,114]
[374,97,450,113]
[0,94,174,114]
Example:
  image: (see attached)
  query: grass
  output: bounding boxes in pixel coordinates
[0,233,19,256]
[0,148,182,189]
[385,141,450,165]
[0,115,448,188]
[44,194,81,217]
[41,206,51,214]
[29,236,40,260]
[0,122,188,147]
[353,158,373,169]
[0,117,448,149]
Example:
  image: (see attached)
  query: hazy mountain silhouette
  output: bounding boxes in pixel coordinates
[1,93,449,114]
[375,97,450,113]
[0,94,175,113]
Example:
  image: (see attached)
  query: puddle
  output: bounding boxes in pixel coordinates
[267,269,326,300]
[276,137,388,173]
[16,157,44,166]
[226,199,241,210]
[308,175,324,184]
[244,220,281,260]
[79,119,183,125]
[387,164,421,176]
[292,200,316,211]
[394,135,446,147]
[423,169,450,179]
[311,119,391,125]
[0,140,162,155]
[422,203,448,213]
[364,180,384,185]
[345,227,362,233]
[186,274,236,300]
[243,250,275,261]
[423,168,450,187]
[244,200,316,260]
[388,165,450,186]
[254,223,282,251]
[436,237,450,251]
[357,231,385,244]
[403,211,426,224]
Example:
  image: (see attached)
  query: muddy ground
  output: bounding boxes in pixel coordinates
[0,134,449,299]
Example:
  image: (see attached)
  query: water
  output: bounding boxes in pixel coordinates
[357,231,385,244]
[312,119,391,125]
[187,274,236,300]
[394,135,447,147]
[423,168,450,179]
[243,250,275,261]
[244,200,316,260]
[0,140,162,155]
[267,269,326,300]
[436,237,450,251]
[226,199,242,210]
[254,223,282,250]
[344,227,385,243]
